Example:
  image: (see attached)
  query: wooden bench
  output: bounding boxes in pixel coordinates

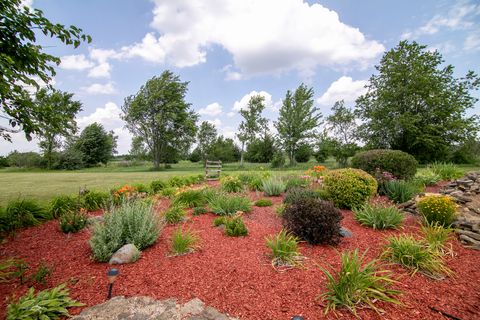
[205,160,222,180]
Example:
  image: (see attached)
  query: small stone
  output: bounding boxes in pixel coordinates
[109,244,140,264]
[455,229,480,241]
[340,227,352,238]
[459,234,480,246]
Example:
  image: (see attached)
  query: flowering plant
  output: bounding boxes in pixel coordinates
[113,185,137,199]
[305,165,327,179]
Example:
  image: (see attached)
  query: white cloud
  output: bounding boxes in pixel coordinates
[233,91,274,112]
[60,54,94,70]
[206,118,222,128]
[464,32,480,51]
[317,76,367,106]
[227,111,236,118]
[120,0,384,77]
[20,0,33,8]
[90,48,118,63]
[88,62,111,78]
[198,102,223,116]
[77,102,123,130]
[82,82,116,95]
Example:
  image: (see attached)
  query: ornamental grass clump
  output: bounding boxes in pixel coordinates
[283,175,309,191]
[82,190,109,211]
[353,204,404,230]
[414,169,442,186]
[255,199,273,207]
[262,178,286,196]
[265,230,302,268]
[382,234,452,279]
[163,205,186,224]
[221,175,244,193]
[173,189,207,208]
[49,195,79,218]
[417,195,457,227]
[224,216,248,237]
[2,199,50,231]
[383,180,422,203]
[192,207,207,215]
[170,227,200,255]
[421,222,453,255]
[428,162,464,180]
[208,193,251,216]
[59,209,88,233]
[320,249,401,316]
[89,200,163,262]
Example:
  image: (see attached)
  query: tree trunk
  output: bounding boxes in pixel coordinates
[288,148,294,167]
[46,137,53,170]
[240,141,244,167]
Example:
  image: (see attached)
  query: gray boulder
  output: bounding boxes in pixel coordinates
[109,244,140,264]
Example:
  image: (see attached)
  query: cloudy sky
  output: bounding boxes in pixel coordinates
[2,0,479,155]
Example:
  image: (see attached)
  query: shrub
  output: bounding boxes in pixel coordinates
[321,249,400,316]
[208,194,251,216]
[383,180,422,204]
[283,175,309,191]
[170,227,200,255]
[237,173,265,191]
[150,180,167,193]
[174,189,207,208]
[192,207,207,215]
[414,169,442,186]
[89,201,163,262]
[3,199,49,231]
[255,199,273,207]
[294,143,312,163]
[221,175,243,193]
[428,162,464,180]
[351,149,418,180]
[49,195,79,218]
[224,217,248,236]
[262,178,286,196]
[7,284,83,320]
[323,168,377,209]
[82,191,109,211]
[164,206,186,224]
[265,230,302,268]
[421,222,452,255]
[417,195,457,227]
[283,198,343,245]
[59,210,88,233]
[283,187,320,205]
[382,235,452,279]
[270,152,286,168]
[353,204,404,230]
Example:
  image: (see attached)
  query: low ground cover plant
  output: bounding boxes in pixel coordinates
[323,168,377,209]
[275,204,286,217]
[221,175,243,193]
[262,178,286,196]
[224,216,248,236]
[49,195,79,218]
[353,204,404,230]
[383,180,422,203]
[321,249,401,316]
[265,230,302,268]
[283,198,342,245]
[170,227,200,255]
[428,162,464,180]
[192,207,207,215]
[351,149,418,180]
[255,199,273,207]
[417,195,457,227]
[30,261,52,286]
[6,284,83,320]
[59,209,88,233]
[208,193,251,216]
[89,201,163,262]
[164,205,186,224]
[283,187,320,205]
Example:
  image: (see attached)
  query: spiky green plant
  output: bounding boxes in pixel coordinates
[208,194,251,216]
[173,189,207,208]
[421,222,452,255]
[383,180,422,203]
[164,206,186,224]
[170,227,200,255]
[265,230,302,268]
[262,178,286,196]
[353,204,404,230]
[224,216,248,236]
[428,162,464,180]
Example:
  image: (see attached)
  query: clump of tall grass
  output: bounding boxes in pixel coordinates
[428,162,464,180]
[208,193,251,216]
[353,204,404,230]
[265,230,303,268]
[262,178,286,196]
[170,227,200,255]
[383,180,422,203]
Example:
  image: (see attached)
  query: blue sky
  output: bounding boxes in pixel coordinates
[2,0,479,155]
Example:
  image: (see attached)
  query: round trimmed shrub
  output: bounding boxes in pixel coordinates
[323,168,377,209]
[417,195,457,227]
[282,198,343,245]
[351,149,418,180]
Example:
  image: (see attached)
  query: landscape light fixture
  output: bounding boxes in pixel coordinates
[107,268,119,299]
[291,316,305,320]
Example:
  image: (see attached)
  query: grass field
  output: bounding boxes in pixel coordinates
[0,159,478,206]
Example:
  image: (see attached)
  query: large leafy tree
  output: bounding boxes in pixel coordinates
[237,95,268,166]
[197,121,218,163]
[75,123,117,167]
[0,0,91,140]
[355,40,480,163]
[122,71,198,169]
[34,88,82,169]
[275,84,322,166]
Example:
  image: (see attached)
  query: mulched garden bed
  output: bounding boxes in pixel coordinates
[1,183,479,320]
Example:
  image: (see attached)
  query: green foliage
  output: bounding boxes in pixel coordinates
[221,175,244,193]
[160,187,177,198]
[270,151,286,168]
[224,216,248,237]
[283,198,342,245]
[275,204,286,217]
[59,210,88,233]
[265,230,302,268]
[414,169,442,186]
[355,41,480,163]
[30,261,52,286]
[254,199,273,207]
[0,258,28,283]
[0,156,9,168]
[150,180,167,193]
[89,201,163,262]
[417,195,457,227]
[6,151,44,168]
[283,187,320,205]
[132,183,148,193]
[382,235,452,279]
[353,204,404,230]
[4,199,50,231]
[49,195,79,218]
[421,222,452,255]
[321,250,401,316]
[209,136,241,163]
[75,123,117,167]
[0,0,91,141]
[192,207,207,215]
[262,178,286,196]
[6,284,84,320]
[52,147,84,170]
[197,121,218,162]
[213,216,225,227]
[122,71,198,169]
[428,162,465,180]
[323,168,377,209]
[283,175,309,191]
[238,173,264,191]
[245,134,276,163]
[294,143,312,163]
[208,194,252,216]
[167,176,187,187]
[275,84,322,166]
[383,180,422,203]
[170,227,200,255]
[174,189,207,208]
[163,206,186,224]
[351,149,418,180]
[82,191,109,211]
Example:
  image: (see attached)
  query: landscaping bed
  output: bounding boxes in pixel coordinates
[1,184,479,320]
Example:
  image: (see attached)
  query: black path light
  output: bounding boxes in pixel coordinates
[107,268,119,299]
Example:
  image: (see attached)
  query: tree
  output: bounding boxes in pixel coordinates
[129,136,150,161]
[237,95,268,166]
[122,71,198,169]
[197,121,218,163]
[355,40,480,163]
[245,134,276,163]
[275,84,322,166]
[75,123,116,167]
[0,0,91,140]
[34,88,82,169]
[210,136,241,162]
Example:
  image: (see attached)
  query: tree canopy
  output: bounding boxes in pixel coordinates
[75,123,117,167]
[0,0,91,140]
[355,40,480,163]
[197,121,218,162]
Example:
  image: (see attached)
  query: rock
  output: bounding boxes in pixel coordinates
[459,234,480,247]
[456,179,474,187]
[455,229,480,241]
[398,200,415,209]
[109,244,140,264]
[340,227,352,238]
[180,298,205,316]
[442,188,455,194]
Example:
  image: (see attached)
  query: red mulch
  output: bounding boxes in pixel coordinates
[1,183,479,320]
